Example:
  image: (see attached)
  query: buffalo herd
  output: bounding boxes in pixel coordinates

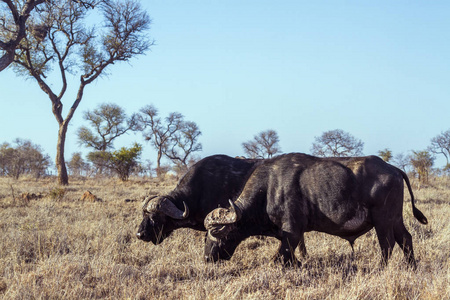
[137,153,428,268]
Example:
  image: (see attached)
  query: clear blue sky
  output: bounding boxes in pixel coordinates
[1,0,449,169]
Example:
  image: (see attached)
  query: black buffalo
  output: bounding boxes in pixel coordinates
[136,155,261,245]
[204,153,428,267]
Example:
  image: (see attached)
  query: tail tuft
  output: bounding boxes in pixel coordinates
[413,207,428,225]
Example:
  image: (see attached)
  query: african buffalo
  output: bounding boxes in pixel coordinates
[204,153,428,267]
[136,155,261,245]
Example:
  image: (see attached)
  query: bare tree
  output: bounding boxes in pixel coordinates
[429,129,450,168]
[0,0,97,71]
[8,0,152,185]
[135,159,153,177]
[311,129,364,157]
[392,153,409,172]
[242,129,281,159]
[77,103,138,151]
[138,105,184,176]
[164,121,202,172]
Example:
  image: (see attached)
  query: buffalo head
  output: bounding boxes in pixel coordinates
[204,200,242,262]
[136,195,189,244]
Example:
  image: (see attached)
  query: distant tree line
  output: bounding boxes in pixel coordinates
[0,101,203,181]
[241,128,449,184]
[2,117,450,183]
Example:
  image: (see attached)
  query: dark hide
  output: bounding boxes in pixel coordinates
[136,155,261,244]
[204,153,427,267]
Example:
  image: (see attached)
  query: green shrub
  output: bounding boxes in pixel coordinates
[49,187,66,201]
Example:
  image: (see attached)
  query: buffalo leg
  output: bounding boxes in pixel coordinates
[393,221,417,268]
[297,233,308,258]
[374,225,395,266]
[274,232,301,266]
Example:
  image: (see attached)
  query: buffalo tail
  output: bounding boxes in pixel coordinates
[399,169,428,225]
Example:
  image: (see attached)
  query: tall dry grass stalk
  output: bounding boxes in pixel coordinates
[0,176,448,299]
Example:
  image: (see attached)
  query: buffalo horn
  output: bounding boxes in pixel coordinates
[165,200,189,219]
[228,199,242,223]
[204,200,242,230]
[146,197,189,219]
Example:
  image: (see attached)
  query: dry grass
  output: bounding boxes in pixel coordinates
[0,175,448,299]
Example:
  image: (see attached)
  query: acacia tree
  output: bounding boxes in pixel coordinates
[8,0,152,185]
[410,150,435,183]
[242,129,281,159]
[77,103,139,151]
[311,129,364,157]
[0,138,51,179]
[138,104,202,176]
[378,148,393,162]
[67,152,88,177]
[0,0,44,71]
[85,143,141,180]
[106,143,142,181]
[164,121,202,171]
[429,129,450,168]
[138,105,183,176]
[0,0,96,71]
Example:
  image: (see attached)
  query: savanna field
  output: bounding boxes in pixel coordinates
[0,176,448,299]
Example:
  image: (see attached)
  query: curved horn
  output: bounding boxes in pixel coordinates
[228,199,242,223]
[179,201,190,219]
[151,198,189,219]
[204,200,241,230]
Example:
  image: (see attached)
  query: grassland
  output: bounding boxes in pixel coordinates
[0,175,448,299]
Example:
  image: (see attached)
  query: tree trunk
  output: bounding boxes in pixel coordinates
[156,149,162,177]
[56,122,69,185]
[0,51,15,72]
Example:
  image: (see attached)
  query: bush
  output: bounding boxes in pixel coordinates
[87,144,142,181]
[0,139,51,179]
[109,143,142,181]
[49,187,66,201]
[410,150,435,183]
